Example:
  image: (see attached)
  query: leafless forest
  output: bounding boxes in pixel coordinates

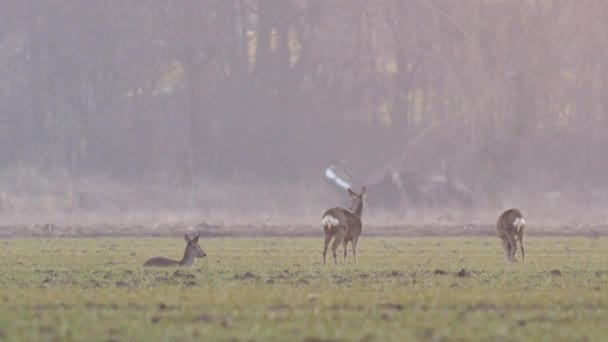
[0,1,607,230]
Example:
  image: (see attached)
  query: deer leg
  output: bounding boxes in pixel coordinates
[342,240,348,266]
[352,236,359,266]
[506,233,518,262]
[332,228,346,267]
[517,231,525,261]
[323,233,332,265]
[511,237,519,262]
[501,238,509,261]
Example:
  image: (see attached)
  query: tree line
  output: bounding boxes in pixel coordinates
[0,1,606,202]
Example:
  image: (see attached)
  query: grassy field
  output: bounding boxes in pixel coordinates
[0,236,607,341]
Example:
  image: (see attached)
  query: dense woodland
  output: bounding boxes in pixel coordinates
[0,1,607,220]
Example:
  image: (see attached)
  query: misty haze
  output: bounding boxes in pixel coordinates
[2,2,608,342]
[0,1,606,235]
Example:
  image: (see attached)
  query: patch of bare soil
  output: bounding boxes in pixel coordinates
[0,222,605,238]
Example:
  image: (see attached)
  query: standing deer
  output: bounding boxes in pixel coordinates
[321,187,366,266]
[497,208,526,262]
[143,234,206,267]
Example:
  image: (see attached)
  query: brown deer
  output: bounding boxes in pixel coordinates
[143,234,206,267]
[321,187,366,266]
[497,208,526,262]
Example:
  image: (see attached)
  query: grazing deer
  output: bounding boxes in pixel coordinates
[321,187,366,266]
[497,209,526,262]
[143,234,206,267]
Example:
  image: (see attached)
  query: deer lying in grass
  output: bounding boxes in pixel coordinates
[143,234,206,267]
[321,187,366,266]
[497,208,526,262]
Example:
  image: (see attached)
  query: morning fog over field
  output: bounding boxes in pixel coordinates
[1,1,607,231]
[2,3,608,342]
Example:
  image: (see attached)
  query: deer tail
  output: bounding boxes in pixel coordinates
[321,215,339,228]
[513,217,526,232]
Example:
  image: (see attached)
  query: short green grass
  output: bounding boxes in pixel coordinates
[0,237,607,341]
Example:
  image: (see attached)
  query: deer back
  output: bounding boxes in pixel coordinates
[497,208,524,237]
[143,256,180,267]
[322,207,362,238]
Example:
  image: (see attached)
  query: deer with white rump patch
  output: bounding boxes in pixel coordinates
[143,234,206,267]
[321,187,366,266]
[497,208,526,262]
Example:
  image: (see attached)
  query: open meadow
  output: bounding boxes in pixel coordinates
[0,236,607,341]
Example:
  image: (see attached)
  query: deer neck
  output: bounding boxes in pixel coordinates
[179,246,196,266]
[352,202,364,218]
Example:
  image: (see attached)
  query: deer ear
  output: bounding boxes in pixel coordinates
[184,234,191,242]
[360,186,366,195]
[348,188,357,197]
[192,235,199,243]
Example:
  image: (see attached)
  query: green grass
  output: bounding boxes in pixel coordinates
[0,237,607,341]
